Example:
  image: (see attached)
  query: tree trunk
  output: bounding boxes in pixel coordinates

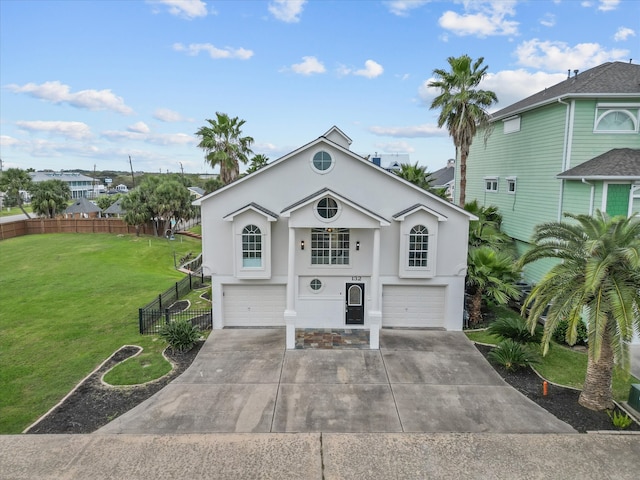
[470,289,483,325]
[458,150,467,207]
[18,200,31,219]
[579,328,615,411]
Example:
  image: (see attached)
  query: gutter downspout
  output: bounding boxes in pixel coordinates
[557,97,574,222]
[582,178,595,215]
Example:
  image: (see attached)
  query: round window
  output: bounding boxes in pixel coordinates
[312,151,333,171]
[310,278,322,291]
[317,197,338,219]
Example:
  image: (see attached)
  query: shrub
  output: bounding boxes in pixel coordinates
[487,316,542,344]
[487,339,540,371]
[159,319,200,353]
[607,410,633,429]
[551,319,588,346]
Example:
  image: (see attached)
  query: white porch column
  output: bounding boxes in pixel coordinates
[285,226,297,348]
[369,227,382,349]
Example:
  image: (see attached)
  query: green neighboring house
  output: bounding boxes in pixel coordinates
[460,61,640,284]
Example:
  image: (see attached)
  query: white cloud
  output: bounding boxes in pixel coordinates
[540,13,555,27]
[614,27,636,42]
[374,140,416,154]
[128,122,150,134]
[598,0,620,11]
[148,0,209,19]
[515,38,629,71]
[385,1,431,17]
[154,108,188,122]
[338,60,384,78]
[173,42,253,60]
[0,135,19,146]
[268,0,306,23]
[369,124,447,138]
[290,56,326,75]
[5,81,134,115]
[102,129,195,146]
[15,120,93,140]
[439,0,519,37]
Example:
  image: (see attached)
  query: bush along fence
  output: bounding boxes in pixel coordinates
[139,272,212,334]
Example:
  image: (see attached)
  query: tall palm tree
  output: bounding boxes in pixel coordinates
[195,113,254,185]
[0,168,33,218]
[464,200,512,250]
[30,180,70,218]
[519,211,640,411]
[429,55,497,207]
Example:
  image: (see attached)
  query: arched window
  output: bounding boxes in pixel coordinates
[242,224,262,267]
[595,108,638,132]
[408,225,429,267]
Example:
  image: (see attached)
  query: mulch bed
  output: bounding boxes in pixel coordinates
[475,343,640,433]
[26,342,203,434]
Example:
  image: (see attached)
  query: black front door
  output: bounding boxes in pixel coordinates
[345,283,364,325]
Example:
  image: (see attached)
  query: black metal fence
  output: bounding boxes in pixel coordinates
[139,308,212,335]
[138,272,211,334]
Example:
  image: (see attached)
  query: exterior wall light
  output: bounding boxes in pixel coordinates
[300,240,305,250]
[356,241,360,251]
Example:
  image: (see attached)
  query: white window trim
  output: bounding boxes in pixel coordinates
[594,104,640,133]
[309,149,335,174]
[506,176,517,195]
[503,116,521,134]
[484,176,499,193]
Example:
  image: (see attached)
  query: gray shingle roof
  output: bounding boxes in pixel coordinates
[557,148,640,179]
[104,198,125,215]
[430,164,455,187]
[493,62,640,120]
[65,197,102,214]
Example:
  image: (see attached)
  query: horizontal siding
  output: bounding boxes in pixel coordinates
[465,103,567,243]
[382,285,445,328]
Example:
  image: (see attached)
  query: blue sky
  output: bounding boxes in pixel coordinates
[1,0,638,175]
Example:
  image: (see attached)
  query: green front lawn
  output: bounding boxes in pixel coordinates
[466,306,639,402]
[0,233,202,434]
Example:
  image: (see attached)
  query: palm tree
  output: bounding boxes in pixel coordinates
[195,113,254,185]
[30,180,71,218]
[429,55,498,207]
[246,154,269,174]
[464,200,512,250]
[519,211,640,411]
[466,245,520,325]
[0,168,33,218]
[395,162,434,191]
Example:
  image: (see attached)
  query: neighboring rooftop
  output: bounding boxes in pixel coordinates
[30,171,95,183]
[492,61,640,120]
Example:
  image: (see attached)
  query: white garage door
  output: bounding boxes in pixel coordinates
[382,285,445,328]
[223,285,286,327]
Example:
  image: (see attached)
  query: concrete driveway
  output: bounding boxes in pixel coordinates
[98,329,575,434]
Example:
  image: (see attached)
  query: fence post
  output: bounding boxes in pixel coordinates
[158,294,162,310]
[139,308,144,334]
[189,273,192,290]
[175,282,179,299]
[165,308,170,325]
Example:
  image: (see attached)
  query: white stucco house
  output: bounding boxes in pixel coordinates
[194,127,475,349]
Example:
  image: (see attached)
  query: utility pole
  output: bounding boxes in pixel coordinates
[129,156,135,188]
[179,162,185,180]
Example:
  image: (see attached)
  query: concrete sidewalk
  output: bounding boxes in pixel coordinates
[2,432,639,480]
[98,329,574,434]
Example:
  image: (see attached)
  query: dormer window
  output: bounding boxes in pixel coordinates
[242,225,262,267]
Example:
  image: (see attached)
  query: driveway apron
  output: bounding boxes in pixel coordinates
[97,329,575,434]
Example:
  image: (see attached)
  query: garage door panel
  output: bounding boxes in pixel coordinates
[223,285,286,327]
[382,286,445,328]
